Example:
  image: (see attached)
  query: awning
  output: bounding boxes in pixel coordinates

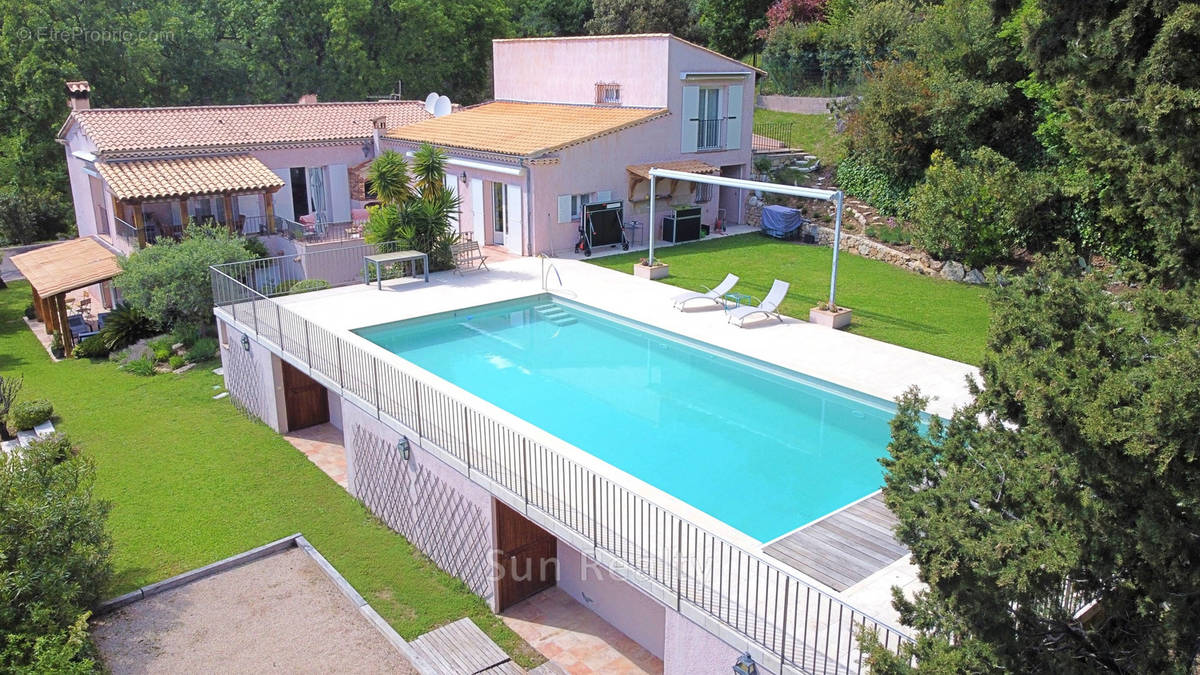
[96,154,284,202]
[627,159,720,201]
[9,237,122,298]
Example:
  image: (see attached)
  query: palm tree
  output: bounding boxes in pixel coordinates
[411,143,450,201]
[366,150,413,206]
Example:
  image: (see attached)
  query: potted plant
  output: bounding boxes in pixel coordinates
[634,257,669,280]
[50,331,64,358]
[809,301,853,329]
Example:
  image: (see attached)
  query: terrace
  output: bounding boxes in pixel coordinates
[209,240,977,673]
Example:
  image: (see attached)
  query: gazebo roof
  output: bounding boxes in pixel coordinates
[9,238,122,297]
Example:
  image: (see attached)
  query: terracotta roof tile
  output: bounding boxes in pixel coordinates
[67,101,433,155]
[9,238,122,297]
[96,155,284,201]
[384,101,668,157]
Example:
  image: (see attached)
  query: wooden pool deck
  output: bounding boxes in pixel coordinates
[764,494,909,592]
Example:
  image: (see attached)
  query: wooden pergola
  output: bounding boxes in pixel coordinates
[9,238,122,357]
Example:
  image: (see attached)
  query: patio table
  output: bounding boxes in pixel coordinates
[363,250,429,290]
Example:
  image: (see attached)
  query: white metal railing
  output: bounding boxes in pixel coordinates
[209,247,917,674]
[113,217,140,253]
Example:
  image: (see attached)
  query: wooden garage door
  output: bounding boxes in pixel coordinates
[282,360,329,431]
[495,501,557,610]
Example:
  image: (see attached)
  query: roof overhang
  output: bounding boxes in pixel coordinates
[9,237,122,298]
[96,154,285,202]
[679,72,755,82]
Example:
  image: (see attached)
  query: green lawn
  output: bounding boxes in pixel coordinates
[752,109,845,166]
[0,281,540,668]
[590,234,991,365]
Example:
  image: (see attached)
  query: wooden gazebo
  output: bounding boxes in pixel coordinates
[9,238,122,357]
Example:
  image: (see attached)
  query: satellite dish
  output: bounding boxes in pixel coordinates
[424,92,439,114]
[434,95,452,117]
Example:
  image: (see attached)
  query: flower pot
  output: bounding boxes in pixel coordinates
[634,262,669,280]
[809,306,852,329]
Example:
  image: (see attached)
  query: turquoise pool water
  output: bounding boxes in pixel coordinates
[355,295,897,542]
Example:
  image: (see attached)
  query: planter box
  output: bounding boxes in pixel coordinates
[809,306,853,329]
[634,262,670,280]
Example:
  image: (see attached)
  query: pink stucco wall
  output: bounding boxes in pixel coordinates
[556,542,666,659]
[664,610,743,675]
[494,36,672,107]
[216,319,286,432]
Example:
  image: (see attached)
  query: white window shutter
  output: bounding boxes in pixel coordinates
[725,85,743,151]
[505,184,523,253]
[271,169,293,222]
[470,179,485,243]
[595,190,612,202]
[328,164,351,221]
[444,174,460,228]
[557,195,572,223]
[681,85,700,153]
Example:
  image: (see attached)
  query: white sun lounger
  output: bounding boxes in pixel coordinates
[672,273,739,310]
[728,279,790,327]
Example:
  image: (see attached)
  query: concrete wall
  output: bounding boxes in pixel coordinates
[756,95,843,115]
[664,610,743,675]
[557,542,666,659]
[217,319,286,432]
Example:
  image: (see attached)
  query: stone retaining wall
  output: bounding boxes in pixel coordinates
[756,95,845,115]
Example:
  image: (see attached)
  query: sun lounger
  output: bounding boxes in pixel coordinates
[728,279,790,327]
[672,273,739,310]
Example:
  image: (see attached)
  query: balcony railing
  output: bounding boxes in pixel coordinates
[209,242,917,674]
[274,216,366,244]
[113,217,140,254]
[697,118,724,151]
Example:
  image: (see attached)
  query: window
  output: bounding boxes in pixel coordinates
[571,194,587,219]
[695,183,713,203]
[595,82,620,105]
[697,88,721,150]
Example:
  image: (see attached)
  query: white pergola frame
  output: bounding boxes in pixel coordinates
[648,168,846,308]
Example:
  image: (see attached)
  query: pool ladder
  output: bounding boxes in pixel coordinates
[540,254,564,291]
[533,303,576,326]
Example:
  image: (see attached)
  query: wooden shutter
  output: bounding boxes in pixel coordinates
[725,84,743,151]
[557,195,572,223]
[681,85,700,153]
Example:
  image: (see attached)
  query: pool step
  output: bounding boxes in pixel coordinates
[533,304,577,327]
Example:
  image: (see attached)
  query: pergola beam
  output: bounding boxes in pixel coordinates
[647,168,846,308]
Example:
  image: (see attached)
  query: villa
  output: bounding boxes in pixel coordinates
[384,34,761,256]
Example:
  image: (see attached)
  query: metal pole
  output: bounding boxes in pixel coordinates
[828,191,844,309]
[648,172,657,265]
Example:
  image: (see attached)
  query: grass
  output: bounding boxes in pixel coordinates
[591,234,991,365]
[0,281,540,668]
[752,109,846,166]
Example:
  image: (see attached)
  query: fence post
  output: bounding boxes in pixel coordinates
[304,321,312,364]
[372,358,381,419]
[275,304,283,349]
[590,474,598,551]
[521,439,529,507]
[675,519,683,611]
[251,296,259,336]
[413,379,423,438]
[462,407,472,471]
[778,576,791,671]
[336,339,344,387]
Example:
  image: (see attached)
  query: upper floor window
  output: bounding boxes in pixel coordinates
[595,83,621,106]
[697,88,721,150]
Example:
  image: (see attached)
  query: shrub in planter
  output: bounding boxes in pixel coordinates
[23,302,36,320]
[168,355,186,370]
[120,357,156,377]
[185,337,219,363]
[72,335,109,359]
[8,399,53,430]
[49,331,64,358]
[288,279,332,294]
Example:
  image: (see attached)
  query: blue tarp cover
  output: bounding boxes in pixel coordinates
[761,205,808,239]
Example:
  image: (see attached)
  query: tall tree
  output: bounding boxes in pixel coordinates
[868,247,1200,673]
[586,0,703,42]
[697,0,770,57]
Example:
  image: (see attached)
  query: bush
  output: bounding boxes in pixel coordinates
[287,279,331,294]
[7,399,53,430]
[99,303,155,351]
[168,355,186,370]
[836,155,913,215]
[120,357,156,376]
[147,335,174,362]
[114,225,254,329]
[170,322,202,348]
[23,303,36,320]
[185,337,219,363]
[0,188,71,245]
[71,334,109,359]
[241,236,268,259]
[0,432,111,671]
[866,222,912,246]
[908,147,1054,267]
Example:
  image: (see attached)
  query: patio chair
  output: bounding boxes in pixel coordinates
[671,274,739,311]
[728,280,790,327]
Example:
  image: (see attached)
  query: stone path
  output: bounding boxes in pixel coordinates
[283,422,347,487]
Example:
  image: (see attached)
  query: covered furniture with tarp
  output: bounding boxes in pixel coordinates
[760,204,809,239]
[9,237,122,357]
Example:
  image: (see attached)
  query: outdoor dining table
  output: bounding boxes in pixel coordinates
[362,249,430,290]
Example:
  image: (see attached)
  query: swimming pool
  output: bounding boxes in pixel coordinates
[355,295,898,542]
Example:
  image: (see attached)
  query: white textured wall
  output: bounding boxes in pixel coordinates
[664,610,743,675]
[557,541,666,658]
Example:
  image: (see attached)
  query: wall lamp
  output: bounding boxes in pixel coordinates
[460,171,468,182]
[397,436,411,461]
[732,652,758,675]
[240,333,251,352]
